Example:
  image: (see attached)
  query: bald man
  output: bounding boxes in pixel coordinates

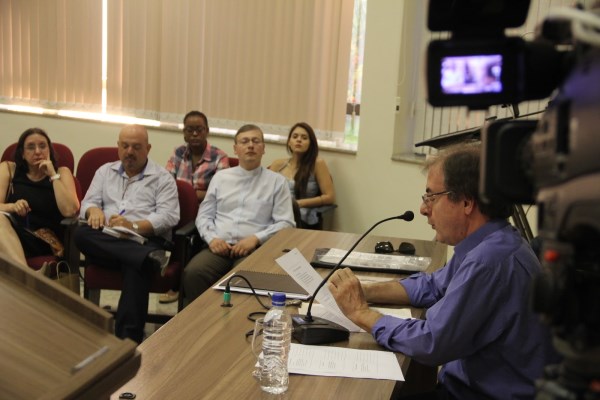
[75,125,179,343]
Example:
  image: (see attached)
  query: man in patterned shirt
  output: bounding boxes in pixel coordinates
[165,110,230,202]
[161,110,230,303]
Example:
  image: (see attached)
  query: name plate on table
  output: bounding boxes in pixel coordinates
[311,248,431,274]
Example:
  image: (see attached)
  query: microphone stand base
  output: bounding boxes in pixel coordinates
[291,314,350,345]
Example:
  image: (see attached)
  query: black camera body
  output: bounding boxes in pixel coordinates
[427,37,565,109]
[426,0,566,110]
[425,0,600,397]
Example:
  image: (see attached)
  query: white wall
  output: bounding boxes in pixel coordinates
[0,0,436,242]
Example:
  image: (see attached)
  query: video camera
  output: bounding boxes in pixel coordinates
[426,0,600,398]
[426,0,568,110]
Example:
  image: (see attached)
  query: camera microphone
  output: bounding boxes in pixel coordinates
[291,211,415,345]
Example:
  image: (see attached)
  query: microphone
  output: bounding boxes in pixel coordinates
[292,210,415,345]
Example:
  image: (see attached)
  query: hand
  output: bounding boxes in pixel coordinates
[11,199,31,217]
[108,214,131,229]
[36,158,57,177]
[86,208,106,229]
[328,268,373,324]
[230,235,259,258]
[209,238,232,257]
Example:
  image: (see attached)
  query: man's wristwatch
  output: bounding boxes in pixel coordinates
[132,222,139,232]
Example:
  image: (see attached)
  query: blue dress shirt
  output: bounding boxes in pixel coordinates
[373,220,558,399]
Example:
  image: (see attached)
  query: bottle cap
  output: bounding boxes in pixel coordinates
[271,292,286,306]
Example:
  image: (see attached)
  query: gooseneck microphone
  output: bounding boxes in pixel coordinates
[292,210,414,345]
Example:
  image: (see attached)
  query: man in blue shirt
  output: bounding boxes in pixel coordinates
[329,144,558,399]
[75,125,179,343]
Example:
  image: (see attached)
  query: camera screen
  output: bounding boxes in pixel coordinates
[440,55,503,95]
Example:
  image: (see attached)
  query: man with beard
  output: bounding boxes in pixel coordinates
[75,124,179,343]
[328,144,558,400]
[160,110,230,304]
[182,124,295,306]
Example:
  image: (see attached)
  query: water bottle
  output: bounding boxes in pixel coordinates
[260,292,292,394]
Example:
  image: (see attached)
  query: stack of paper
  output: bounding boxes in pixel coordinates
[102,226,147,245]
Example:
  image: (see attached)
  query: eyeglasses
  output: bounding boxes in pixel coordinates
[421,190,452,206]
[24,143,49,152]
[184,126,208,134]
[236,138,263,146]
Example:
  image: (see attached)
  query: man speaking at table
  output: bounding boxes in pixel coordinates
[328,144,558,400]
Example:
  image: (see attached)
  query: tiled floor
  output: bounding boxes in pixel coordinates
[80,273,178,341]
[99,289,178,340]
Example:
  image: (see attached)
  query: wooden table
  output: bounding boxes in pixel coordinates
[0,255,140,400]
[111,228,447,400]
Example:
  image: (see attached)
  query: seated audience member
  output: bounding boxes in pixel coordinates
[182,124,295,306]
[269,122,335,229]
[328,144,559,400]
[75,125,179,343]
[166,110,229,202]
[160,110,230,304]
[0,128,79,266]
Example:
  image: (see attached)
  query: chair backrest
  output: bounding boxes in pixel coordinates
[228,157,239,167]
[76,147,119,198]
[175,179,199,229]
[2,142,75,172]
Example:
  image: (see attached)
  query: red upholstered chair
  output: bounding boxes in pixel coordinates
[76,147,120,198]
[82,179,199,322]
[2,142,81,273]
[228,157,239,167]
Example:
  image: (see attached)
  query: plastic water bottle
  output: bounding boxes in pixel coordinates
[260,292,292,394]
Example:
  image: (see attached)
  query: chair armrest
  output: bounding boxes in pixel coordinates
[313,204,338,214]
[175,220,197,237]
[173,221,205,267]
[60,216,80,227]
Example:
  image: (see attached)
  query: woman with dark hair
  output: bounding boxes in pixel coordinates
[270,122,335,229]
[0,128,79,266]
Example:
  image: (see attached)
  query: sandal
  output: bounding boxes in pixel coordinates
[158,290,179,304]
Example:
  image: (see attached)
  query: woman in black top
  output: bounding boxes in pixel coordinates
[0,128,79,266]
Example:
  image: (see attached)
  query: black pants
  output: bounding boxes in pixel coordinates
[396,385,451,400]
[75,225,162,343]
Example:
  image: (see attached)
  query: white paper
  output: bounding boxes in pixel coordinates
[108,225,146,239]
[298,303,413,333]
[276,248,350,321]
[371,306,413,320]
[298,303,362,332]
[288,343,404,381]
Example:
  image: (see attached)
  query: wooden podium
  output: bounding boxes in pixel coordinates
[0,255,140,400]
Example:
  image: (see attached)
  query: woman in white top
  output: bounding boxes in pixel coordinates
[269,122,335,229]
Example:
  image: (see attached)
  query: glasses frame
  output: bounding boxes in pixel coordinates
[183,126,208,134]
[421,190,452,206]
[24,143,49,152]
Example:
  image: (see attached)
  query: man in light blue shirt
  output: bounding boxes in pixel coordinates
[328,144,558,399]
[182,124,295,306]
[75,124,179,343]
